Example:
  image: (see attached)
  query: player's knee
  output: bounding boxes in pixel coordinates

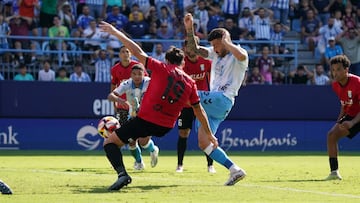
[138,137,150,146]
[198,140,208,151]
[327,129,342,143]
[179,129,190,138]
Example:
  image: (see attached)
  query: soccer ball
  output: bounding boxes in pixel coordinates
[97,116,120,138]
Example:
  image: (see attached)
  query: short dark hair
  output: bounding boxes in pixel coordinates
[208,28,226,42]
[131,63,144,71]
[58,67,67,72]
[297,64,305,70]
[18,63,26,69]
[330,55,351,68]
[74,62,82,67]
[165,47,184,65]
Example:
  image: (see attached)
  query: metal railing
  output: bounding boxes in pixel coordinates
[0,35,299,80]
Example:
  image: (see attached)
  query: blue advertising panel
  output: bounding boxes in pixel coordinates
[0,81,339,120]
[1,118,359,151]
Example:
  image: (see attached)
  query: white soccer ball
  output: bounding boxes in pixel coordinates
[97,116,120,138]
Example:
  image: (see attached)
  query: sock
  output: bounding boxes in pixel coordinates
[204,144,233,169]
[104,143,127,175]
[177,137,187,165]
[205,153,213,166]
[141,139,155,153]
[329,157,338,171]
[129,143,142,163]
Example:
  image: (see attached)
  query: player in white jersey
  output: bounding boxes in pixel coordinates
[184,13,248,186]
[108,64,159,170]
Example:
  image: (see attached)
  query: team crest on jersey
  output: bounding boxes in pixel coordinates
[200,64,205,71]
[348,90,352,99]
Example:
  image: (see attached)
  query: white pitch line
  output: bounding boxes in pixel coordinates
[241,183,360,199]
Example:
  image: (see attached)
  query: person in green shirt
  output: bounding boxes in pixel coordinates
[48,15,71,62]
[39,0,59,36]
[56,67,70,82]
[13,64,34,81]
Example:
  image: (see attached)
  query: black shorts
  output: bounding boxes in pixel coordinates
[39,11,57,28]
[115,108,129,126]
[177,107,195,130]
[115,117,172,144]
[338,115,360,139]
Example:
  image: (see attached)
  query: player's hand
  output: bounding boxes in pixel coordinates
[116,100,130,109]
[221,30,232,45]
[183,13,193,30]
[99,21,117,35]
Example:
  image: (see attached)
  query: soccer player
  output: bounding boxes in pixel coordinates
[111,46,141,125]
[110,46,158,171]
[184,13,248,185]
[325,55,360,180]
[108,63,159,170]
[99,21,217,191]
[176,38,215,173]
[0,179,12,195]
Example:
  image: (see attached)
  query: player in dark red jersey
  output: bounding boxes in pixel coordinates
[110,47,159,171]
[111,46,140,125]
[99,21,217,191]
[176,38,215,173]
[326,55,360,180]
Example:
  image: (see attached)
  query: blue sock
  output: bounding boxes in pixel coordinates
[208,147,234,169]
[141,139,155,153]
[129,145,142,163]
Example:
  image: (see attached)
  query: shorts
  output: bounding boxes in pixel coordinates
[338,115,360,139]
[115,108,129,126]
[178,107,195,130]
[195,91,233,134]
[114,117,171,144]
[39,11,57,28]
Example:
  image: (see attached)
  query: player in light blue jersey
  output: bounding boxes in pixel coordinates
[184,13,248,186]
[108,64,159,170]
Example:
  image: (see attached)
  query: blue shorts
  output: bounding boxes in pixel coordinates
[195,91,233,134]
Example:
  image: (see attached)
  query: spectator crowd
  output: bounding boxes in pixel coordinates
[0,0,359,84]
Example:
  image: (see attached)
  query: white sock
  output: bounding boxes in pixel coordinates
[229,164,241,173]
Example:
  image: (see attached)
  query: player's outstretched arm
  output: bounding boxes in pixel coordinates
[99,21,148,65]
[192,103,218,147]
[184,13,209,58]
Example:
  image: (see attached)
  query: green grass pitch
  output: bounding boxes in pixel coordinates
[1,150,360,203]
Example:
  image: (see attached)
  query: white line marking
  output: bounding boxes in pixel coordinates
[241,183,360,199]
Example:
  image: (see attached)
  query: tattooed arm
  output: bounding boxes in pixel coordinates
[184,13,209,58]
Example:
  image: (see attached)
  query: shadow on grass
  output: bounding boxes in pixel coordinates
[72,184,179,194]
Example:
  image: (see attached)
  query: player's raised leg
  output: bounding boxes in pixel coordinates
[198,126,246,185]
[197,91,246,185]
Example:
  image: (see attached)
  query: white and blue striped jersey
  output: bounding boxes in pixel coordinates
[94,58,112,83]
[113,76,151,117]
[205,46,248,104]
